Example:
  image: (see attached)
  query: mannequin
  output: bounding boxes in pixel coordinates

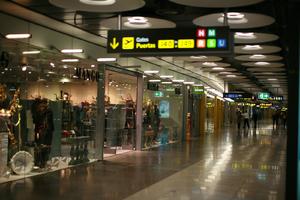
[31,98,54,168]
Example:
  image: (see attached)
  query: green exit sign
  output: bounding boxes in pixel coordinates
[154,91,164,97]
[192,86,204,95]
[258,92,270,100]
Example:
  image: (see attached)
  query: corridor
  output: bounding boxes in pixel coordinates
[0,124,286,200]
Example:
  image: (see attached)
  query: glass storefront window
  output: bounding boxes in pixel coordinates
[104,70,137,157]
[142,83,183,149]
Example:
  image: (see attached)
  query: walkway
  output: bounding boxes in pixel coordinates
[0,124,286,200]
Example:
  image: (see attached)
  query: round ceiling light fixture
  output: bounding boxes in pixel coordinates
[49,0,145,12]
[168,0,264,8]
[79,0,116,5]
[212,67,225,70]
[218,12,248,24]
[125,16,151,28]
[242,45,262,50]
[235,32,256,40]
[255,61,270,66]
[250,54,266,59]
[203,62,218,67]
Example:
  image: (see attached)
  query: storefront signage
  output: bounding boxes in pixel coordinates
[74,67,99,82]
[269,96,283,101]
[154,91,164,97]
[258,92,270,100]
[223,93,252,99]
[165,87,175,92]
[107,27,232,56]
[147,82,159,91]
[192,86,204,95]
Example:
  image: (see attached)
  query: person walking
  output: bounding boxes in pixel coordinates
[236,108,242,130]
[243,110,250,129]
[252,108,258,129]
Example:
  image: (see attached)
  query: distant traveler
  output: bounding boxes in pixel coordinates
[243,110,250,129]
[236,108,242,130]
[272,109,280,129]
[252,108,258,129]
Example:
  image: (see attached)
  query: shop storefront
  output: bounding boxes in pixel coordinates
[104,69,138,156]
[142,81,183,149]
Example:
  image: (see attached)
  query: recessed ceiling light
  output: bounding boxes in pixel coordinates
[61,49,83,53]
[183,81,195,85]
[190,56,207,59]
[172,79,185,83]
[226,74,237,78]
[21,66,27,71]
[79,0,116,6]
[212,67,224,70]
[218,12,248,24]
[162,82,172,84]
[48,71,55,74]
[224,12,245,20]
[219,72,231,75]
[91,64,96,68]
[63,65,68,69]
[50,63,55,67]
[22,50,41,55]
[255,62,270,66]
[203,62,217,67]
[160,75,174,78]
[5,33,31,39]
[268,78,277,81]
[234,32,256,40]
[60,77,71,83]
[62,59,79,62]
[242,45,262,50]
[149,80,161,82]
[250,54,266,59]
[28,71,32,74]
[97,57,117,62]
[125,16,151,28]
[144,70,159,74]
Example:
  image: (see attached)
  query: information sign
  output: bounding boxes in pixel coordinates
[107,27,232,56]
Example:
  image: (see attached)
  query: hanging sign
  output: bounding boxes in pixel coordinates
[192,86,204,95]
[258,92,270,100]
[107,27,232,56]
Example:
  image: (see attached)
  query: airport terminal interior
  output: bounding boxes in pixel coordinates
[0,0,299,199]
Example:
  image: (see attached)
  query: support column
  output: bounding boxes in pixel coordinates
[95,64,105,160]
[135,75,143,151]
[199,94,206,134]
[182,85,189,141]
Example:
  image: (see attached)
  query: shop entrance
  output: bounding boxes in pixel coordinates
[104,70,138,157]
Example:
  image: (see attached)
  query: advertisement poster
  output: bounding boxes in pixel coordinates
[159,100,170,118]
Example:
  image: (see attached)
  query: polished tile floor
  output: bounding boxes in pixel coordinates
[0,123,286,200]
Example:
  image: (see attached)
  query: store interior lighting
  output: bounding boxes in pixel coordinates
[5,33,31,39]
[62,59,79,62]
[144,70,159,74]
[22,50,41,55]
[97,57,117,62]
[61,49,84,53]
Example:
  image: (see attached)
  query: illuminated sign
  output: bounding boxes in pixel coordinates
[223,93,252,99]
[154,91,164,97]
[258,92,270,100]
[107,27,232,56]
[147,83,159,91]
[192,86,204,95]
[269,96,283,101]
[159,100,170,118]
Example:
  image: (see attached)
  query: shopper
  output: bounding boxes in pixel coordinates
[272,109,280,129]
